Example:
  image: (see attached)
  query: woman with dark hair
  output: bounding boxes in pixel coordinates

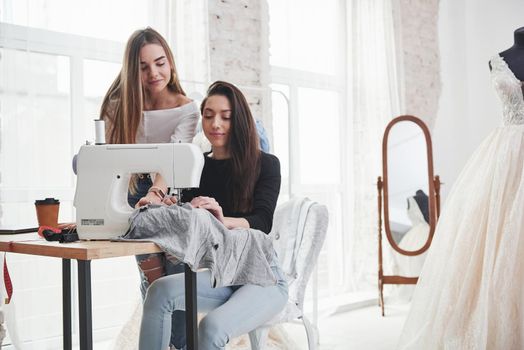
[138,81,288,349]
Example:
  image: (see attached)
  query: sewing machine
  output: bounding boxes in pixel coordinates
[73,143,204,240]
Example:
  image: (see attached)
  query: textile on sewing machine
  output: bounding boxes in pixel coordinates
[73,143,204,240]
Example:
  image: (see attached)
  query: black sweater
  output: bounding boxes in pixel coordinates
[182,152,281,234]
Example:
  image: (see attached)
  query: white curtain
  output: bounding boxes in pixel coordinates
[0,1,208,348]
[169,0,210,97]
[266,0,403,304]
[347,0,403,291]
[266,0,348,306]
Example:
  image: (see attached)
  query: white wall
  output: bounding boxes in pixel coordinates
[434,0,524,199]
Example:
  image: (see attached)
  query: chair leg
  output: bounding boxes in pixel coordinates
[248,327,270,350]
[302,316,319,350]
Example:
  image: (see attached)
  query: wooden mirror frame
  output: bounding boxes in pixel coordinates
[377,115,441,316]
[382,115,438,256]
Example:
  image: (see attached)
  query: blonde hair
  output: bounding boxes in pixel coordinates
[100,27,185,144]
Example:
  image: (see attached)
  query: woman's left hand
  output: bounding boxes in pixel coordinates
[190,196,225,223]
[162,195,178,206]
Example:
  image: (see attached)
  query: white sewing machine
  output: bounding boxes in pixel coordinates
[73,143,204,240]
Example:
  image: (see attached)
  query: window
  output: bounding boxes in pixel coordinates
[0,1,189,346]
[268,0,350,305]
[0,0,168,42]
[0,0,179,224]
[268,0,340,75]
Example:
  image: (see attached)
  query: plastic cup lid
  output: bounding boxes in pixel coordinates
[35,198,60,205]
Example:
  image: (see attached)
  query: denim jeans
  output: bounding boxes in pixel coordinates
[128,175,187,349]
[139,263,288,350]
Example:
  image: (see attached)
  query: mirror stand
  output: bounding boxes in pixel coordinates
[377,175,441,316]
[376,115,442,316]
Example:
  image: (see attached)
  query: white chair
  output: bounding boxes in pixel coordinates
[248,197,329,350]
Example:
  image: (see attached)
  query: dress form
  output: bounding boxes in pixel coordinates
[499,26,524,81]
[397,36,524,349]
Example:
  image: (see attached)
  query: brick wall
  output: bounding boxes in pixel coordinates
[207,0,272,142]
[0,49,2,225]
[393,0,441,129]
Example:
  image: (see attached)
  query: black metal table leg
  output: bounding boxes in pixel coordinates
[78,260,93,350]
[62,259,72,350]
[185,264,198,350]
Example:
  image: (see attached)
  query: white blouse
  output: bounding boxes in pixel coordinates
[136,101,200,143]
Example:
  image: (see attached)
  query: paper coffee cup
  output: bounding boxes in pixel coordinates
[35,198,60,228]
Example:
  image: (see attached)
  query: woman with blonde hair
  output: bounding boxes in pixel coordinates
[100,27,198,349]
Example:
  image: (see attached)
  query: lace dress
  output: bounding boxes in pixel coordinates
[397,54,524,349]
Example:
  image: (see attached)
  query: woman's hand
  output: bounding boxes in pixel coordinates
[135,192,163,208]
[136,193,179,208]
[190,196,225,223]
[58,222,77,231]
[162,195,178,206]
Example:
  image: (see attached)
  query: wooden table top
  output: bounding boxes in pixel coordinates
[0,233,162,260]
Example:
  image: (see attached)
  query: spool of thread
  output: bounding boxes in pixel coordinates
[94,119,106,145]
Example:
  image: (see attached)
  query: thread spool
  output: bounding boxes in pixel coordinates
[94,119,106,145]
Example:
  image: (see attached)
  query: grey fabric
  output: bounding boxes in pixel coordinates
[118,203,277,288]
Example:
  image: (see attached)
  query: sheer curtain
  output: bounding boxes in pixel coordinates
[267,0,349,310]
[267,0,403,309]
[169,0,210,97]
[347,0,403,291]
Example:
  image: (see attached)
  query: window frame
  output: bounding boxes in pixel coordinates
[268,0,352,302]
[0,23,124,207]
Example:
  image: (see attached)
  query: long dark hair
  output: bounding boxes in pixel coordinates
[201,81,261,213]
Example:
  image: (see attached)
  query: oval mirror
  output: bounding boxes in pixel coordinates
[382,116,436,256]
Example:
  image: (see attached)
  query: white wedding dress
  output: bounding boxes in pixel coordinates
[397,196,430,278]
[397,54,524,349]
[391,197,430,302]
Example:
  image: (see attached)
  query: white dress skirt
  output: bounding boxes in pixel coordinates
[392,197,430,302]
[397,54,524,349]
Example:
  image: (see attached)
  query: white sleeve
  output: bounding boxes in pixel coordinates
[170,111,199,143]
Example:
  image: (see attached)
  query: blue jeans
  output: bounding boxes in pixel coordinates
[139,265,288,350]
[128,175,187,348]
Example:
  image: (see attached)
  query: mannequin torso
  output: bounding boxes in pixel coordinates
[497,26,524,81]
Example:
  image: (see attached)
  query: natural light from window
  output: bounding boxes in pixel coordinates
[0,0,166,42]
[268,0,340,75]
